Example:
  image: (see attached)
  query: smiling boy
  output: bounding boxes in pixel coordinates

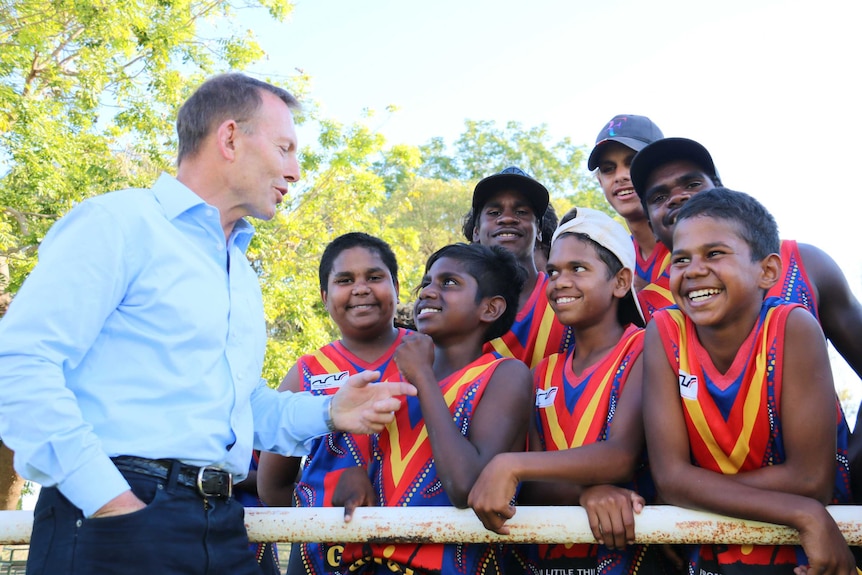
[335,243,534,575]
[469,208,674,574]
[257,232,410,575]
[588,114,665,289]
[469,166,574,367]
[643,187,854,573]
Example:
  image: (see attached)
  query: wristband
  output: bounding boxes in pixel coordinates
[323,395,337,433]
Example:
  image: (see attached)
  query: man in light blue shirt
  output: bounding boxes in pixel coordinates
[0,73,416,575]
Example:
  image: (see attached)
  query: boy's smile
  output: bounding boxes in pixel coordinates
[472,189,539,261]
[670,216,767,329]
[323,247,399,338]
[545,235,621,329]
[414,305,441,318]
[414,257,482,338]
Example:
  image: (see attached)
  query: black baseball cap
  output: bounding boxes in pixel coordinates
[630,137,721,201]
[587,115,664,171]
[472,166,549,220]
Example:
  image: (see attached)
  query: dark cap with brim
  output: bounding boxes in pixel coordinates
[587,114,664,170]
[472,166,549,220]
[630,137,719,201]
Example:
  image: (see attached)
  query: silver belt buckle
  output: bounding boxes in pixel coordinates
[196,466,232,499]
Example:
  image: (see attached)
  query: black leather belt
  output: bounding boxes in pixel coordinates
[112,456,233,499]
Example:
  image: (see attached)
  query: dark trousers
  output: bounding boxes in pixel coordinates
[26,464,263,575]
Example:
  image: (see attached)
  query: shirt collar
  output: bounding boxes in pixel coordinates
[231,218,255,253]
[152,172,206,219]
[152,172,256,254]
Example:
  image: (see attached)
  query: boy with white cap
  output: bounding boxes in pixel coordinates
[468,207,673,574]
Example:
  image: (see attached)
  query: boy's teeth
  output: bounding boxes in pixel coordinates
[689,288,721,301]
[417,307,441,316]
[556,297,576,304]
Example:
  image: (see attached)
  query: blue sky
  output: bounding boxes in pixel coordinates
[241,0,859,262]
[238,0,861,416]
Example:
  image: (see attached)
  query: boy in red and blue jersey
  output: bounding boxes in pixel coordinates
[643,188,854,573]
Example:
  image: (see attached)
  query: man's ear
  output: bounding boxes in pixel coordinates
[480,295,506,324]
[472,223,480,243]
[216,119,240,161]
[320,288,329,307]
[758,253,782,291]
[613,267,633,300]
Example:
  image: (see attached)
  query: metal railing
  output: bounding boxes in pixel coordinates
[1,506,861,545]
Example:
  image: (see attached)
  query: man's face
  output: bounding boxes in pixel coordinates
[231,90,300,221]
[472,189,539,261]
[642,160,716,249]
[595,142,646,223]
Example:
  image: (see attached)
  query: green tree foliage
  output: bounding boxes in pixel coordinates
[0,0,295,291]
[384,120,608,290]
[413,119,610,223]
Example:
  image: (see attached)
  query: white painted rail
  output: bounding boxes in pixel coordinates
[2,506,861,546]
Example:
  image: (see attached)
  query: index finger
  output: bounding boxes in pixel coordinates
[379,380,418,398]
[473,507,513,535]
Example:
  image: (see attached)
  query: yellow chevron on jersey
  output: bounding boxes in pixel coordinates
[488,299,559,367]
[538,328,642,450]
[665,307,777,475]
[488,335,512,357]
[530,302,560,368]
[658,249,671,275]
[385,355,502,486]
[310,348,341,374]
[639,281,673,308]
[484,273,574,368]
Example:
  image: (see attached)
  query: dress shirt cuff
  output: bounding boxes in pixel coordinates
[311,394,331,437]
[298,393,330,439]
[58,454,131,517]
[322,395,337,432]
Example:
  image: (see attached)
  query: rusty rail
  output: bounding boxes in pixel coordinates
[1,506,861,546]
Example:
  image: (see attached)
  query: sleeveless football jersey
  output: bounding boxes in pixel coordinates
[770,240,818,321]
[289,328,409,575]
[342,353,512,575]
[635,237,671,287]
[652,299,851,572]
[531,326,667,574]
